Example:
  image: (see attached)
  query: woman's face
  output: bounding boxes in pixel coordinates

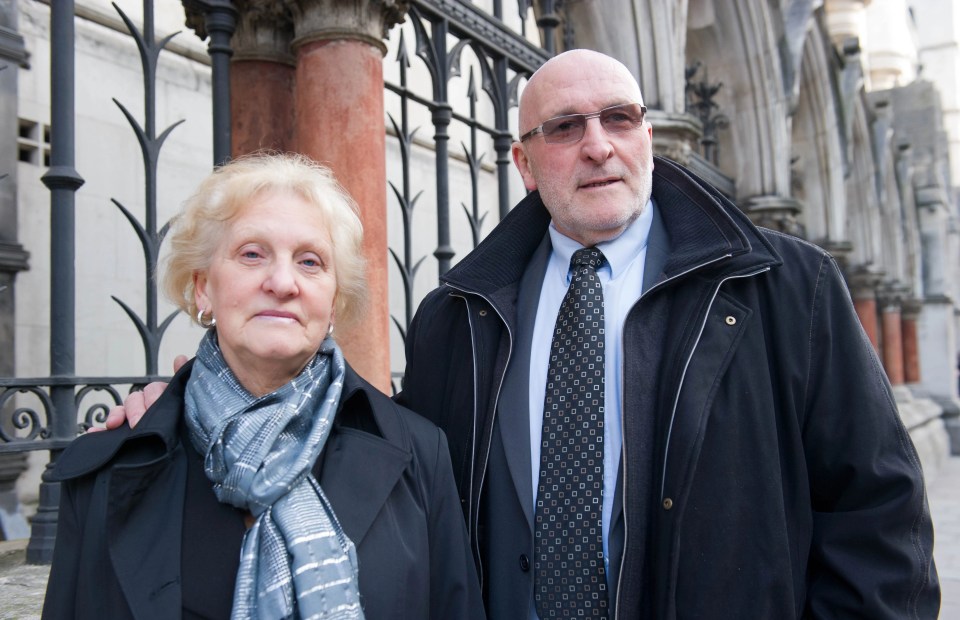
[194,189,338,395]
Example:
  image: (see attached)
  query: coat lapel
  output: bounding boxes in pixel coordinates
[497,234,551,528]
[106,446,187,620]
[319,369,413,546]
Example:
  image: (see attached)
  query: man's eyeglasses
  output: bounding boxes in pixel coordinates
[518,103,647,144]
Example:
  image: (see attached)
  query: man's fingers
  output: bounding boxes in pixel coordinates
[173,354,188,374]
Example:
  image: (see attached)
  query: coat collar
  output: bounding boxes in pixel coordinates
[440,155,782,302]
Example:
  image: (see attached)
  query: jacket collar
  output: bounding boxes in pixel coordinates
[440,155,782,301]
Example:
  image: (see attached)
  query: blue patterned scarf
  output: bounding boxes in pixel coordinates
[184,331,364,619]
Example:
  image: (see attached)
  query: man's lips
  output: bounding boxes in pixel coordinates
[579,177,621,189]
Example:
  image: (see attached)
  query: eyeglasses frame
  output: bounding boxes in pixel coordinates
[518,103,648,144]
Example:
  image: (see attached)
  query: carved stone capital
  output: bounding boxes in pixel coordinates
[182,0,239,41]
[231,0,296,64]
[901,297,924,319]
[742,195,805,238]
[649,110,701,166]
[878,282,910,311]
[290,0,410,55]
[847,264,885,299]
[819,239,854,272]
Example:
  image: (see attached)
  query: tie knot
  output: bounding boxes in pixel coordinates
[571,247,606,271]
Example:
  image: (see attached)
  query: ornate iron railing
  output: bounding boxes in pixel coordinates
[0,0,233,563]
[385,0,550,366]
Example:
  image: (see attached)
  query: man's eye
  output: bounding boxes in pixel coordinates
[242,251,261,259]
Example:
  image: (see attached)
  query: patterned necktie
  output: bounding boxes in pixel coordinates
[535,247,608,618]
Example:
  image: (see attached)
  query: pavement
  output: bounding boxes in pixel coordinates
[931,456,960,618]
[1,457,959,618]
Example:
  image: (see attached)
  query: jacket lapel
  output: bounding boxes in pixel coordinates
[497,234,551,528]
[106,446,187,620]
[319,368,412,546]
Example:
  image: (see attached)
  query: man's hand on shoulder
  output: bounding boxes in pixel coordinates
[89,354,188,432]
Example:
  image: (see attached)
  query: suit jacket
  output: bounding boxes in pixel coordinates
[41,360,484,620]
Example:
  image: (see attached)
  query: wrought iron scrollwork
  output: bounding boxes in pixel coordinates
[0,386,52,443]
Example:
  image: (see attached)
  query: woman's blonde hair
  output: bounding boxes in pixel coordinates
[161,152,367,329]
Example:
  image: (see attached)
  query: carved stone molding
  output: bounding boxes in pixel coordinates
[649,110,701,167]
[743,195,805,238]
[901,297,924,320]
[847,264,885,300]
[0,242,29,274]
[0,25,28,67]
[290,0,410,55]
[878,283,910,311]
[231,0,296,64]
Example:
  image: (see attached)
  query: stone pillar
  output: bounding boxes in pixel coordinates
[901,298,922,384]
[0,4,31,541]
[288,0,408,392]
[880,290,905,385]
[230,1,296,155]
[849,267,884,353]
[561,0,702,163]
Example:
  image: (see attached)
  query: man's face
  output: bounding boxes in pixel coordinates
[512,51,654,247]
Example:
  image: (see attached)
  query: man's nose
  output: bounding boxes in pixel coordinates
[579,117,614,162]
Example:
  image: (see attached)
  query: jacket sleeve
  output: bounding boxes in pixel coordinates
[801,255,939,619]
[426,427,486,620]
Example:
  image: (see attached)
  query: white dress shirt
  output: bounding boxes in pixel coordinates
[528,198,654,607]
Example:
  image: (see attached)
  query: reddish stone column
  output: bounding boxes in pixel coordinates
[901,299,922,384]
[289,0,407,393]
[232,61,294,155]
[849,269,883,354]
[230,4,296,155]
[880,298,905,385]
[853,297,880,353]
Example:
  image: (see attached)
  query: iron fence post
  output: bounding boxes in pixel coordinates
[27,0,85,564]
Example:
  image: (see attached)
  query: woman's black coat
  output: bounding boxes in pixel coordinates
[41,360,484,620]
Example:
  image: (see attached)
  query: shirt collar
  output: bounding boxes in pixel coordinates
[547,198,655,281]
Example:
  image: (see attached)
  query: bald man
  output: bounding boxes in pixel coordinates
[398,49,939,618]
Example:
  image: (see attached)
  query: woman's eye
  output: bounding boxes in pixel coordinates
[242,251,261,260]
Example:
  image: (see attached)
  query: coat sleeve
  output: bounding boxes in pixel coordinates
[426,427,486,620]
[801,255,939,619]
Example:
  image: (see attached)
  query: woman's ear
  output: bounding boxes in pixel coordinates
[193,271,210,313]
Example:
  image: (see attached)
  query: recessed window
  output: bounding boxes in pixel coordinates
[17,117,50,167]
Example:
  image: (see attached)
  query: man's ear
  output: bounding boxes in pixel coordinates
[511,141,538,191]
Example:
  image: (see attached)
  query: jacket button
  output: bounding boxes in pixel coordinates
[519,554,530,571]
[479,310,488,316]
[725,315,736,325]
[662,497,674,510]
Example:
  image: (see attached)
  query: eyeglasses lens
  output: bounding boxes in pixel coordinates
[540,103,645,144]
